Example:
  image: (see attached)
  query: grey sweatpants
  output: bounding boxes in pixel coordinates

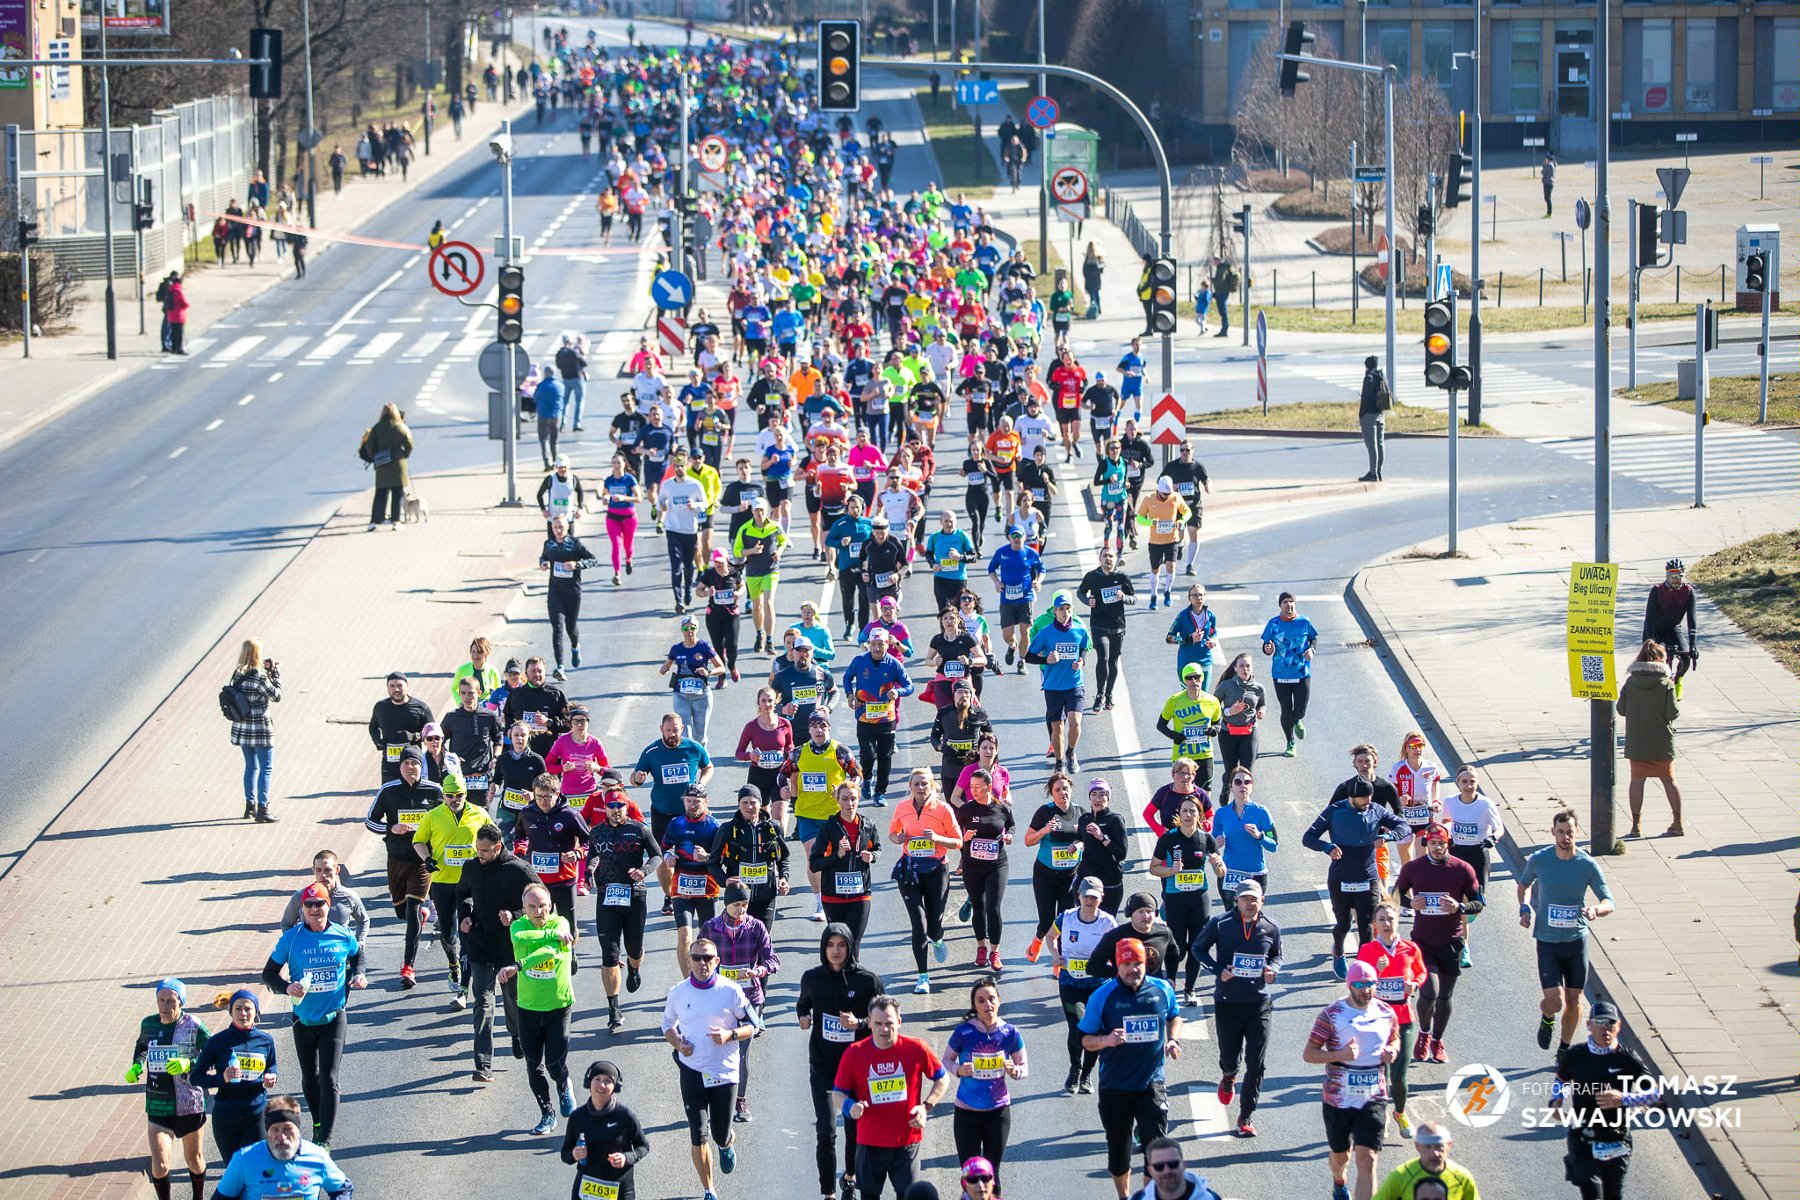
[1360,412,1386,478]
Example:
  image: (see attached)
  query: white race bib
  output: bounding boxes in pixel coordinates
[1403,804,1431,824]
[969,838,999,862]
[1375,977,1407,1003]
[1223,870,1253,891]
[603,883,633,907]
[678,676,707,695]
[1339,879,1372,893]
[660,763,692,786]
[1453,820,1480,844]
[1231,952,1265,978]
[1591,1140,1631,1162]
[801,771,829,793]
[834,871,867,896]
[1416,892,1455,917]
[531,851,561,874]
[822,1014,855,1043]
[1343,1069,1381,1102]
[1003,584,1025,600]
[1100,586,1122,604]
[756,749,785,769]
[1547,903,1581,929]
[1154,519,1175,535]
[1122,1015,1161,1045]
[676,872,709,898]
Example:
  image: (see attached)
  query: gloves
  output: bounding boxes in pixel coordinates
[1688,648,1699,667]
[165,1056,192,1077]
[1460,899,1486,916]
[125,1063,143,1084]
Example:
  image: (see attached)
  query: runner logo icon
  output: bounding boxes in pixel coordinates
[1445,1063,1511,1128]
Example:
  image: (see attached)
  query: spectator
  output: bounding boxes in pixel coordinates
[361,403,413,529]
[1617,639,1682,837]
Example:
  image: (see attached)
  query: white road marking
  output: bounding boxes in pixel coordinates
[204,418,223,431]
[325,268,405,337]
[238,394,256,406]
[352,331,406,361]
[267,372,283,382]
[212,335,266,362]
[168,446,187,459]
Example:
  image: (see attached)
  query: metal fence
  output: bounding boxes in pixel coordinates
[1102,188,1157,260]
[4,92,252,280]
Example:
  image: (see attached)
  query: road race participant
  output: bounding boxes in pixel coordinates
[586,792,661,1034]
[413,772,489,1009]
[931,679,992,798]
[457,824,540,1081]
[495,720,550,823]
[1074,780,1129,916]
[1553,1000,1660,1200]
[443,676,503,814]
[512,773,591,968]
[559,1060,652,1200]
[924,607,988,709]
[1161,443,1210,577]
[1079,937,1184,1200]
[497,883,578,1134]
[833,997,951,1200]
[663,785,725,975]
[1643,557,1697,698]
[1022,772,1087,964]
[1142,757,1212,840]
[1259,592,1319,757]
[262,884,366,1146]
[1135,479,1190,609]
[1117,420,1154,522]
[1078,546,1136,711]
[212,1098,351,1200]
[1212,653,1266,779]
[1051,877,1118,1094]
[773,640,836,738]
[1355,903,1428,1140]
[700,882,781,1123]
[1149,794,1225,1004]
[944,977,1029,1184]
[1086,892,1179,987]
[129,979,209,1200]
[860,595,916,661]
[860,514,910,611]
[362,747,442,989]
[1371,1122,1480,1200]
[799,923,887,1200]
[810,783,884,952]
[1442,766,1505,965]
[726,716,795,882]
[1164,585,1219,690]
[601,453,644,584]
[828,496,876,635]
[192,989,277,1162]
[547,705,608,819]
[660,453,708,612]
[632,712,715,855]
[1389,731,1445,867]
[954,768,1016,968]
[1131,1136,1227,1200]
[1332,744,1405,893]
[698,551,746,684]
[1026,591,1093,773]
[1192,879,1282,1137]
[503,656,572,759]
[368,670,433,783]
[733,497,789,653]
[1211,769,1278,901]
[663,935,761,1199]
[986,526,1043,670]
[1304,777,1412,979]
[279,851,369,943]
[540,514,600,680]
[886,768,962,992]
[782,712,863,919]
[664,617,727,746]
[1517,808,1614,1057]
[1303,961,1402,1200]
[925,510,979,613]
[959,440,992,552]
[1395,825,1484,1065]
[789,601,840,667]
[1156,664,1223,790]
[843,628,913,806]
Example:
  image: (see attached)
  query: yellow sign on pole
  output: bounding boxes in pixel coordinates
[1566,561,1619,700]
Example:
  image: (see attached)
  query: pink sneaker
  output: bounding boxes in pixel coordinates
[975,946,989,968]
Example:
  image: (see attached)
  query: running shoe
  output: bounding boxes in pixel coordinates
[1295,719,1306,740]
[734,1098,752,1124]
[626,964,642,993]
[1005,646,1015,665]
[1147,596,1158,611]
[1332,1183,1351,1200]
[624,561,633,575]
[560,1084,576,1116]
[961,898,975,924]
[1235,1118,1256,1138]
[473,1069,494,1083]
[1182,989,1197,1008]
[552,666,568,682]
[1077,1074,1093,1094]
[933,939,948,964]
[974,945,988,968]
[1283,738,1297,758]
[662,897,675,916]
[812,906,826,922]
[1394,1112,1414,1140]
[914,973,931,994]
[400,965,417,989]
[1331,956,1346,981]
[570,647,582,668]
[613,573,621,585]
[1217,1074,1236,1106]
[720,1143,736,1174]
[531,1110,557,1135]
[451,988,469,1012]
[1063,1072,1079,1096]
[1536,1015,1555,1051]
[1066,752,1079,774]
[1015,662,1025,675]
[608,1012,624,1035]
[1413,1034,1430,1063]
[1460,944,1472,969]
[988,953,1005,972]
[1026,937,1043,963]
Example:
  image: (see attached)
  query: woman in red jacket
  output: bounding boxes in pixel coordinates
[1355,901,1427,1141]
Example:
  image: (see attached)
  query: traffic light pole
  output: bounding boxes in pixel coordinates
[1590,3,1616,856]
[1758,278,1772,422]
[1627,198,1638,389]
[1466,0,1483,427]
[500,122,519,507]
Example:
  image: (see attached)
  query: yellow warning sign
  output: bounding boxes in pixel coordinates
[1566,561,1619,700]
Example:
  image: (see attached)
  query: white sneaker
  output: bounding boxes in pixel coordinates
[914,973,931,994]
[811,906,826,922]
[451,989,469,1011]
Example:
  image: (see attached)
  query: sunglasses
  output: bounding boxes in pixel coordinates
[1349,981,1376,991]
[1149,1161,1183,1173]
[302,900,329,909]
[424,736,442,742]
[964,1174,994,1184]
[690,954,718,963]
[1232,778,1253,786]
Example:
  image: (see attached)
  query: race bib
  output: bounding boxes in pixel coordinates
[719,966,745,982]
[943,661,966,679]
[1100,586,1122,604]
[525,961,558,980]
[941,552,961,568]
[501,788,531,811]
[947,738,973,754]
[603,883,633,907]
[756,749,785,769]
[1122,1015,1161,1045]
[660,763,692,786]
[1591,1140,1631,1162]
[1339,879,1372,893]
[1181,737,1209,758]
[230,1052,267,1079]
[552,561,574,578]
[1176,482,1196,496]
[1416,892,1454,917]
[679,676,706,695]
[676,872,709,898]
[465,776,489,792]
[620,431,639,445]
[1030,488,1047,502]
[1343,1069,1381,1102]
[801,771,829,793]
[1547,903,1581,929]
[1055,641,1079,659]
[1220,867,1256,893]
[1050,844,1082,869]
[907,836,938,857]
[1003,584,1025,600]
[1231,952,1265,979]
[531,851,561,874]
[863,701,893,721]
[1453,821,1480,843]
[835,871,867,896]
[791,685,821,703]
[398,809,429,827]
[1063,957,1088,979]
[145,1045,175,1074]
[579,1178,621,1200]
[443,845,475,866]
[970,1053,1006,1080]
[969,838,999,862]
[385,744,405,763]
[1154,519,1175,535]
[868,1072,908,1105]
[1403,804,1431,824]
[738,863,770,883]
[713,590,737,606]
[964,472,984,486]
[1375,977,1407,1003]
[874,572,896,588]
[822,1015,855,1043]
[1173,871,1206,892]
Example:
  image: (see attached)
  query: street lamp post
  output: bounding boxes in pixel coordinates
[98,14,118,360]
[1036,0,1048,276]
[302,0,318,228]
[1590,4,1616,854]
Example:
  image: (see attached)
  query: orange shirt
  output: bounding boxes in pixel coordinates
[1135,493,1192,544]
[888,797,963,863]
[985,430,1021,469]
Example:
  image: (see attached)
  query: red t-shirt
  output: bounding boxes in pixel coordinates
[736,717,795,773]
[1355,938,1427,1025]
[833,1035,945,1148]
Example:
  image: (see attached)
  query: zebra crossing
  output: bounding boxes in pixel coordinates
[1529,426,1797,498]
[1282,357,1579,405]
[158,327,572,371]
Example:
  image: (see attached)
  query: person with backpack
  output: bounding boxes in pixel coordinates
[155,272,177,352]
[360,403,413,529]
[1211,257,1237,338]
[224,637,282,822]
[1357,355,1391,482]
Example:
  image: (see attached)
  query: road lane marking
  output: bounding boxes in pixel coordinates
[238,394,256,406]
[168,446,187,459]
[204,418,223,431]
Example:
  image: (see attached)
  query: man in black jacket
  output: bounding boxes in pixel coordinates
[1358,355,1389,482]
[456,824,542,1081]
[1192,879,1284,1137]
[796,922,886,1200]
[362,748,443,988]
[443,676,503,813]
[369,671,434,783]
[502,656,571,758]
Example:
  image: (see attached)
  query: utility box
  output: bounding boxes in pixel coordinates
[1734,224,1781,313]
[1677,358,1696,401]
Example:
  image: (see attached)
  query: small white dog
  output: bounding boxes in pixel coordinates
[402,493,430,524]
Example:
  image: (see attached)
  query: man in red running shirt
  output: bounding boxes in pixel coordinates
[832,996,950,1200]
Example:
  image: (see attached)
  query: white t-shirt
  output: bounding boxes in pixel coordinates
[1441,791,1505,847]
[661,975,753,1084]
[1015,414,1056,460]
[661,479,706,535]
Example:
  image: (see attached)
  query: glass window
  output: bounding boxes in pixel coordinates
[1510,24,1543,112]
[1776,18,1800,110]
[1422,23,1456,96]
[1685,19,1716,111]
[1377,24,1411,76]
[1640,18,1673,110]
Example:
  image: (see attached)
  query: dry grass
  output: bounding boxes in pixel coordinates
[1621,373,1799,427]
[1271,189,1353,219]
[1691,529,1800,678]
[1189,400,1499,435]
[1242,167,1314,194]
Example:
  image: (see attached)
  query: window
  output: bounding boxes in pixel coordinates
[1510,24,1543,113]
[1639,18,1672,110]
[1685,19,1716,111]
[1422,22,1456,97]
[1377,24,1411,77]
[1776,18,1800,110]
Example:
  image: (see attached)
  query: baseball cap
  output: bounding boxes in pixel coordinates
[1233,878,1264,898]
[1590,1000,1622,1025]
[1115,937,1148,966]
[554,453,569,467]
[1006,525,1024,537]
[421,722,442,738]
[442,772,467,797]
[680,615,699,629]
[503,658,524,674]
[1126,891,1159,915]
[1078,876,1105,899]
[870,514,890,527]
[1155,476,1174,495]
[1051,590,1073,608]
[1180,663,1203,680]
[300,882,332,905]
[1346,960,1379,985]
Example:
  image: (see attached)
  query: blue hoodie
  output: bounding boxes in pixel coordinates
[533,374,566,421]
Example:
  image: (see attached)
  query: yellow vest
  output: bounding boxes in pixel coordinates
[415,800,491,885]
[795,741,850,821]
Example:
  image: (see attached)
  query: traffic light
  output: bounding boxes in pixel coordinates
[1148,257,1178,335]
[248,28,283,99]
[818,19,861,113]
[132,179,155,232]
[1278,21,1314,96]
[1703,304,1719,351]
[1416,205,1434,237]
[1229,204,1250,239]
[497,264,524,344]
[1442,152,1472,209]
[1635,203,1661,268]
[17,218,39,248]
[1423,293,1457,389]
[1744,252,1768,293]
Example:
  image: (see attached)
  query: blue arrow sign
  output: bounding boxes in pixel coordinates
[1434,263,1454,301]
[651,269,694,311]
[1255,309,1267,357]
[955,79,998,105]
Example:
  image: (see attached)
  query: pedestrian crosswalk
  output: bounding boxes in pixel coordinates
[1283,358,1578,405]
[157,328,577,370]
[1530,427,1797,498]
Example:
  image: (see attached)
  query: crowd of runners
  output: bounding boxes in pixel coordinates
[129,29,1666,1200]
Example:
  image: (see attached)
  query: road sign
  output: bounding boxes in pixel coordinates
[1150,393,1186,446]
[1434,262,1454,301]
[955,79,998,105]
[1352,164,1387,184]
[478,341,529,391]
[1025,95,1059,129]
[428,241,485,297]
[657,314,688,357]
[697,135,728,173]
[1254,311,1268,412]
[651,269,695,311]
[1049,166,1088,205]
[1566,561,1619,700]
[1574,197,1591,231]
[1655,166,1690,210]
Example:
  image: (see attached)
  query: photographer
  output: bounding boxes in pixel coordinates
[225,638,282,822]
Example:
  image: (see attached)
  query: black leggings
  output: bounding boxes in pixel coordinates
[518,1005,572,1113]
[429,881,466,981]
[1329,884,1377,959]
[838,569,869,632]
[1415,938,1465,1040]
[1161,890,1212,990]
[965,488,989,547]
[210,1098,265,1163]
[1217,730,1256,778]
[1091,629,1124,703]
[1031,862,1077,940]
[706,606,739,671]
[1058,980,1100,1079]
[1272,679,1311,741]
[964,863,1007,945]
[952,1106,1012,1185]
[679,1062,735,1145]
[292,1012,347,1140]
[898,865,949,972]
[857,723,896,798]
[1450,843,1491,888]
[811,1063,860,1193]
[825,899,871,954]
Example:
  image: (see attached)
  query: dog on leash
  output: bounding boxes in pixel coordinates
[402,493,430,524]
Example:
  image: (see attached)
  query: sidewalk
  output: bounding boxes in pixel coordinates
[0,469,542,1200]
[1350,492,1797,1200]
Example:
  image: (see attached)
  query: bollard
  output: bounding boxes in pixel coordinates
[1311,271,1317,308]
[1719,265,1726,303]
[1675,264,1681,304]
[1272,268,1278,307]
[1497,270,1504,307]
[1539,267,1545,306]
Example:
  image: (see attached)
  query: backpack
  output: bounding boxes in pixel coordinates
[358,426,377,464]
[1374,371,1393,412]
[219,675,254,722]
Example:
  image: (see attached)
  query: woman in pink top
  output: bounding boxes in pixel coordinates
[847,429,889,510]
[952,731,1012,807]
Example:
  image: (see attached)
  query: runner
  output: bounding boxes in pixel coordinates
[732,497,788,654]
[413,772,489,1009]
[586,791,661,1035]
[1161,442,1210,577]
[1370,1122,1480,1200]
[502,656,572,759]
[944,978,1029,1184]
[1210,768,1279,901]
[129,978,210,1200]
[632,713,715,861]
[859,514,910,612]
[959,438,991,553]
[1077,545,1136,712]
[558,1060,652,1200]
[1092,442,1132,558]
[924,509,978,613]
[1142,757,1213,840]
[1259,592,1319,757]
[1355,902,1428,1140]
[361,747,442,989]
[1212,653,1266,779]
[1117,420,1154,525]
[1302,960,1402,1200]
[1164,584,1219,689]
[828,495,876,636]
[368,670,433,784]
[1025,591,1093,773]
[662,785,725,976]
[1050,877,1118,1094]
[457,824,540,1081]
[1149,794,1226,1004]
[1517,808,1614,1058]
[886,767,963,992]
[782,712,863,921]
[1552,1000,1660,1200]
[1156,664,1224,791]
[832,997,951,1200]
[495,719,551,823]
[711,784,791,928]
[1022,773,1087,964]
[1305,776,1412,978]
[1394,824,1484,1065]
[261,884,367,1147]
[1441,765,1505,966]
[798,923,888,1200]
[1074,779,1130,915]
[843,628,913,807]
[512,773,591,970]
[1132,1137,1227,1200]
[279,850,369,943]
[443,676,503,815]
[662,935,761,1200]
[699,882,781,1123]
[1192,879,1282,1137]
[986,526,1043,671]
[809,782,883,952]
[192,990,277,1163]
[660,451,708,612]
[211,1098,351,1200]
[1087,892,1180,986]
[1115,338,1147,422]
[1078,936,1184,1200]
[1389,731,1445,867]
[496,883,577,1134]
[1135,479,1190,609]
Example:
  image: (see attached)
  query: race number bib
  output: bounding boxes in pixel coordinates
[822,1015,855,1043]
[757,749,785,769]
[1339,879,1372,894]
[1343,1069,1381,1102]
[230,1052,267,1080]
[1003,584,1025,600]
[145,1045,175,1074]
[1591,1140,1631,1162]
[443,845,475,866]
[737,863,770,883]
[867,1072,908,1105]
[1223,870,1253,891]
[1173,871,1206,892]
[1547,904,1581,929]
[1100,586,1122,604]
[531,851,562,874]
[943,661,966,679]
[1122,1016,1161,1045]
[603,883,633,907]
[1415,893,1454,917]
[679,676,707,695]
[1050,844,1082,869]
[676,873,709,898]
[660,763,692,786]
[1453,821,1480,843]
[712,590,737,606]
[834,872,867,896]
[1231,953,1265,979]
[398,809,430,827]
[1063,957,1089,979]
[386,743,405,763]
[1154,519,1175,535]
[501,788,531,811]
[1403,804,1431,824]
[863,701,893,721]
[579,1178,621,1200]
[801,772,829,793]
[907,837,938,857]
[969,838,999,861]
[970,1053,1006,1080]
[1375,977,1407,1003]
[874,572,896,588]
[791,685,822,703]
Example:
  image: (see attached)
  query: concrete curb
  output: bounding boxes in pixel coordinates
[1344,558,1748,1200]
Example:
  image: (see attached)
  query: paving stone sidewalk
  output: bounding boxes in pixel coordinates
[1351,492,1797,1200]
